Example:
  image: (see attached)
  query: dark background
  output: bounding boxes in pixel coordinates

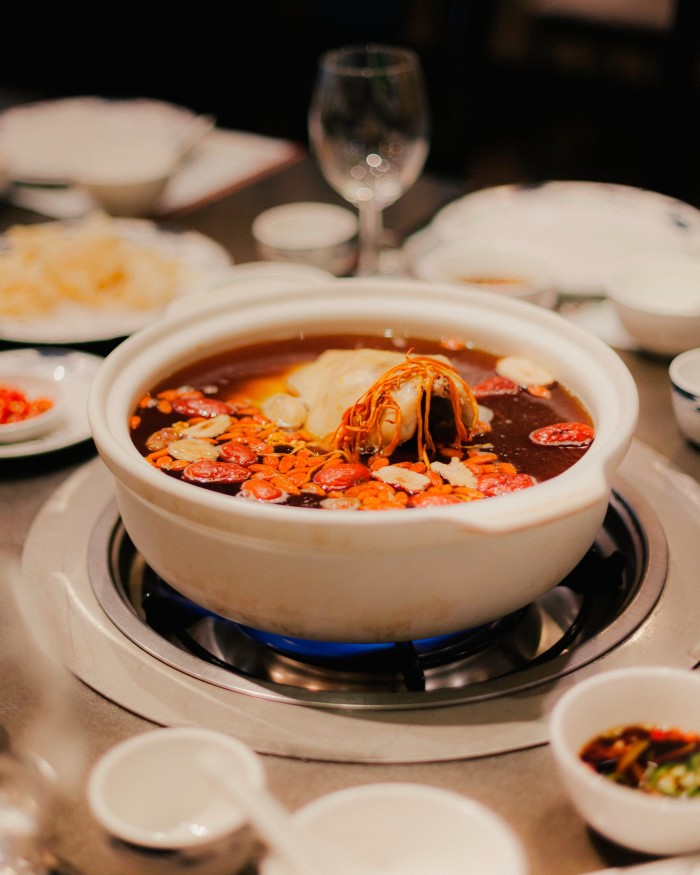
[2,0,699,205]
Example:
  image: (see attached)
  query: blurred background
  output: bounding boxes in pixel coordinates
[2,0,699,205]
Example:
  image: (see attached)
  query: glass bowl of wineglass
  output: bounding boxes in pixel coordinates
[308,44,430,276]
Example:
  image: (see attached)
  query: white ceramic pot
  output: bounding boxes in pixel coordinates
[88,278,638,642]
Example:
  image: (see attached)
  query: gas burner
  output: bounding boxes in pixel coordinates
[89,488,665,710]
[20,447,700,762]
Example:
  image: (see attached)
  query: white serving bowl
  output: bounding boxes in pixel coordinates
[606,255,700,358]
[411,240,558,308]
[670,348,700,446]
[88,277,638,642]
[0,371,64,444]
[260,783,528,875]
[549,667,700,856]
[87,727,264,874]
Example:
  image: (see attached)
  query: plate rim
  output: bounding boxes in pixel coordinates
[0,216,232,345]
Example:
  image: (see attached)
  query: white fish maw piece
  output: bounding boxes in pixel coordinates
[182,413,233,438]
[261,393,307,429]
[496,355,554,387]
[431,457,477,487]
[373,465,431,492]
[287,348,408,437]
[168,438,220,461]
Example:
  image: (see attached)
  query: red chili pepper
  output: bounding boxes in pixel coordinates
[313,463,371,491]
[0,386,52,423]
[472,376,520,398]
[529,422,594,447]
[181,460,251,483]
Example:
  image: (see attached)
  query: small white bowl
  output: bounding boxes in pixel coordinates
[411,240,558,308]
[549,667,700,856]
[670,347,700,445]
[252,202,358,276]
[74,141,177,217]
[260,782,528,875]
[87,727,265,874]
[606,255,700,357]
[0,372,63,444]
[79,174,171,218]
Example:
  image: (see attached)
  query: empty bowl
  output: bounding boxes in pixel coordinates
[606,255,700,357]
[74,140,177,217]
[549,666,700,856]
[0,372,63,444]
[252,202,358,276]
[87,727,265,875]
[259,782,528,874]
[669,347,700,446]
[410,240,558,308]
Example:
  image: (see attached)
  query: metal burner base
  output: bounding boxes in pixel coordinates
[88,489,664,710]
[16,442,700,762]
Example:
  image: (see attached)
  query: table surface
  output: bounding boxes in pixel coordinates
[1,156,699,875]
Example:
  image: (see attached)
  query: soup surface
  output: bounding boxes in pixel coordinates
[129,333,594,510]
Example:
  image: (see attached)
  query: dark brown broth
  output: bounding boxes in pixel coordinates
[131,333,593,505]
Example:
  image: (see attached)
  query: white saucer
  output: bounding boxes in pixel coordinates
[0,347,102,458]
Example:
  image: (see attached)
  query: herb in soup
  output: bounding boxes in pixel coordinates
[580,723,700,797]
[129,334,594,510]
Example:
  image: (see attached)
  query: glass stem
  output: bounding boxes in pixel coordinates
[356,204,383,276]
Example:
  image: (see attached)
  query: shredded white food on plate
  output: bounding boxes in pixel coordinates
[0,213,185,319]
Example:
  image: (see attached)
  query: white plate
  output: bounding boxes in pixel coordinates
[0,96,202,184]
[420,182,700,297]
[0,217,232,344]
[0,348,102,458]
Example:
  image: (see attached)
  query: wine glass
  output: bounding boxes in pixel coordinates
[308,44,430,276]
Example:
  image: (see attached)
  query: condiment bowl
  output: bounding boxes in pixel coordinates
[410,239,558,308]
[549,666,700,856]
[87,727,265,875]
[259,782,528,875]
[87,277,638,642]
[0,371,64,444]
[606,255,700,358]
[669,347,700,446]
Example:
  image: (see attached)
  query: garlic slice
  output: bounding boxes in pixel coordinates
[182,414,233,439]
[431,457,477,488]
[168,438,220,462]
[373,465,431,492]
